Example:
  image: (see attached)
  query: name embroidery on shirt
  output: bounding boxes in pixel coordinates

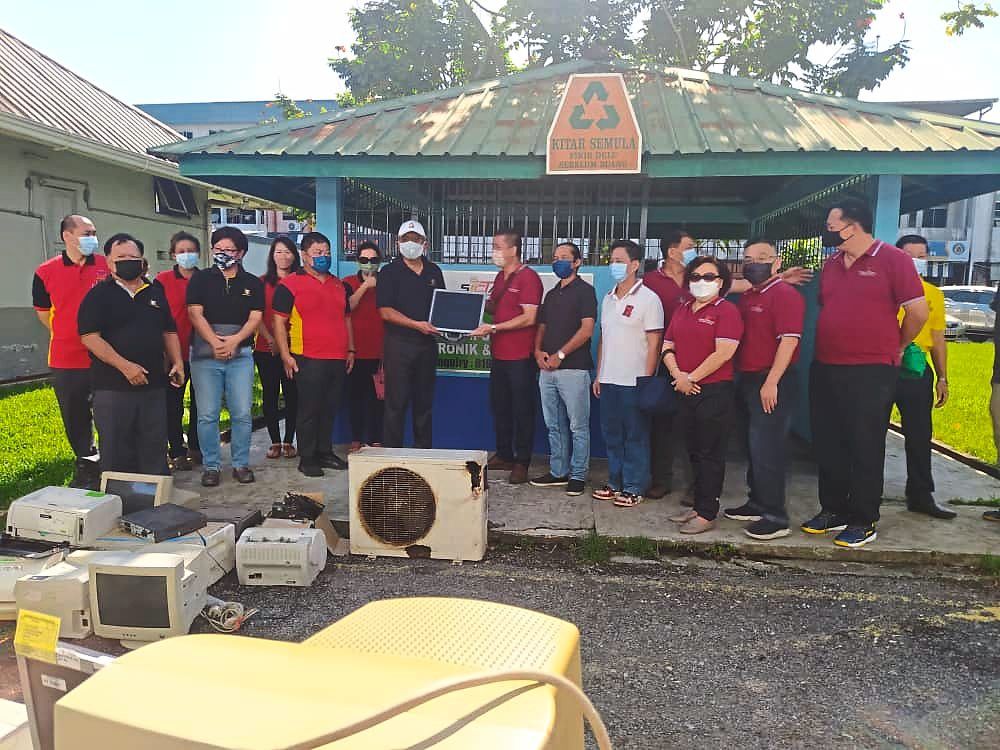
[242,288,252,296]
[857,269,878,277]
[697,317,717,326]
[750,305,764,314]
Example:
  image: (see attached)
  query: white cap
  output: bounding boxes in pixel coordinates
[397,219,426,238]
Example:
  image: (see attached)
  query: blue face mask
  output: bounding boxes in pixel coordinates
[552,259,574,279]
[78,236,99,256]
[311,255,332,274]
[912,257,927,277]
[682,248,698,265]
[175,252,198,270]
[609,262,629,283]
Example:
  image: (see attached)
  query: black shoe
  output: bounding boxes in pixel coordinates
[834,524,878,548]
[724,503,763,522]
[801,511,848,534]
[317,453,347,470]
[232,467,255,484]
[744,519,791,540]
[201,469,221,487]
[298,462,324,477]
[530,473,569,487]
[566,479,586,496]
[906,497,957,520]
[646,483,671,499]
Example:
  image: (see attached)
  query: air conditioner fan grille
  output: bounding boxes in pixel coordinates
[358,467,436,546]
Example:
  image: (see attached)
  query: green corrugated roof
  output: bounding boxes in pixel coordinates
[150,60,1000,161]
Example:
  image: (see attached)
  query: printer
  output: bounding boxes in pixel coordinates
[6,487,122,547]
[236,527,327,587]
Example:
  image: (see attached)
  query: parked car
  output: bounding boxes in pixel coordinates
[940,285,996,342]
[943,314,966,340]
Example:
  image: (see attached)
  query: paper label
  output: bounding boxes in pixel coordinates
[14,609,61,664]
[41,674,67,692]
[56,650,82,671]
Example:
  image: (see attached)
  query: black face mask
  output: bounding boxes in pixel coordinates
[822,227,850,248]
[115,259,145,281]
[743,262,773,286]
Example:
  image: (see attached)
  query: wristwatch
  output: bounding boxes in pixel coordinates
[491,324,497,334]
[557,350,566,361]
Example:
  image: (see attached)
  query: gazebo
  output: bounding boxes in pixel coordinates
[152,60,1000,448]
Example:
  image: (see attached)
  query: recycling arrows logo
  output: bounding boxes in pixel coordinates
[568,81,621,131]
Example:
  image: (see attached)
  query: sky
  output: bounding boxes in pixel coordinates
[1,0,998,118]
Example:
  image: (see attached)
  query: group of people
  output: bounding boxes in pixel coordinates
[33,200,998,547]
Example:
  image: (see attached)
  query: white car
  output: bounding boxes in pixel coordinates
[943,314,966,340]
[940,285,996,342]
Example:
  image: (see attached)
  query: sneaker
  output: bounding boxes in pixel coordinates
[984,509,1000,522]
[201,469,221,487]
[745,519,791,540]
[724,503,763,522]
[834,524,878,548]
[592,485,619,502]
[801,511,848,535]
[530,473,569,487]
[232,467,255,484]
[566,479,586,496]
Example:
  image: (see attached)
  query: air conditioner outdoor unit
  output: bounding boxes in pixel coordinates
[348,448,488,562]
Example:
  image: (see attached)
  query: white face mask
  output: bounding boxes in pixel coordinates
[689,279,720,300]
[399,240,424,259]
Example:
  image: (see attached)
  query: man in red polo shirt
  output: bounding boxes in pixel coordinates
[272,231,355,477]
[32,214,108,488]
[804,198,928,548]
[723,239,805,540]
[471,229,543,485]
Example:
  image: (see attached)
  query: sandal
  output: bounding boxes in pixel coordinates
[669,509,698,524]
[592,485,620,502]
[266,444,282,459]
[282,443,297,459]
[613,492,644,508]
[679,515,717,535]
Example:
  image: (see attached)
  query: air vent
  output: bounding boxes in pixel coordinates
[358,467,436,546]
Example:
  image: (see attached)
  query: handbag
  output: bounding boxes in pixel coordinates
[372,361,385,401]
[190,323,246,360]
[636,363,677,415]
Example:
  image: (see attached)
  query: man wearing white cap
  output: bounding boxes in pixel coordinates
[376,220,446,448]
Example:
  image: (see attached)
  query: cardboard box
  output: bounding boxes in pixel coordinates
[264,492,347,556]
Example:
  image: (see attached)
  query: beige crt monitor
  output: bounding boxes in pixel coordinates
[99,472,173,515]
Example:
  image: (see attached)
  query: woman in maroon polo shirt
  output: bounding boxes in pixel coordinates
[256,237,301,459]
[343,241,385,452]
[661,257,744,535]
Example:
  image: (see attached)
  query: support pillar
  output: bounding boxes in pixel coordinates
[873,174,902,243]
[315,177,344,276]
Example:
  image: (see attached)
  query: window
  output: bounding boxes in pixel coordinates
[282,211,298,221]
[208,129,221,135]
[921,207,948,229]
[993,201,1000,228]
[180,131,194,140]
[154,178,199,218]
[903,212,917,228]
[226,209,258,225]
[210,208,222,224]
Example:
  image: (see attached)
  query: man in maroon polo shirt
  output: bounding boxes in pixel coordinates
[32,214,108,488]
[803,198,928,548]
[471,229,544,485]
[723,239,805,540]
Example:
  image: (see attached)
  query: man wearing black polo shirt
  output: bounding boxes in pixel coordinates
[530,242,597,496]
[376,220,446,449]
[78,234,183,475]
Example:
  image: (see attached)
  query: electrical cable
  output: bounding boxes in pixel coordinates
[196,531,228,577]
[276,669,613,750]
[199,595,258,633]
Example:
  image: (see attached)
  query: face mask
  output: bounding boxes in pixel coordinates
[822,226,851,248]
[689,279,720,300]
[609,262,630,283]
[399,241,424,260]
[358,260,379,274]
[681,248,698,265]
[311,255,332,274]
[78,236,99,256]
[175,252,198,270]
[743,262,774,286]
[552,259,574,279]
[114,258,145,282]
[912,257,928,277]
[213,252,238,271]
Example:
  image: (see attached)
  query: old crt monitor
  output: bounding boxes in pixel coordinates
[89,549,207,649]
[429,289,486,335]
[100,472,173,515]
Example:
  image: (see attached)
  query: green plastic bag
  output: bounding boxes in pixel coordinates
[900,342,927,379]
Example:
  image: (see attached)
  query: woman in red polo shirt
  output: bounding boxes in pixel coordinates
[662,256,743,535]
[256,237,301,458]
[343,241,385,452]
[154,231,201,471]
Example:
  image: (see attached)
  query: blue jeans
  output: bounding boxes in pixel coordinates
[539,369,591,481]
[190,348,254,470]
[599,383,650,495]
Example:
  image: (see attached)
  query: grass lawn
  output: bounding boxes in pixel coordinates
[0,378,263,510]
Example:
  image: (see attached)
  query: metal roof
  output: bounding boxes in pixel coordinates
[880,99,997,118]
[136,100,341,127]
[0,27,182,156]
[152,60,1000,161]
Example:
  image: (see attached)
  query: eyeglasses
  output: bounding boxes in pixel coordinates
[689,272,720,282]
[359,256,379,263]
[742,258,777,264]
[212,246,238,253]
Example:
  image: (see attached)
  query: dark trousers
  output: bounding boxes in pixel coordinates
[294,356,345,464]
[165,361,199,458]
[680,381,735,521]
[255,352,297,445]
[93,388,169,475]
[489,358,538,466]
[894,367,935,501]
[810,362,897,526]
[51,368,95,458]
[650,410,691,492]
[739,370,798,526]
[349,358,384,445]
[383,335,437,449]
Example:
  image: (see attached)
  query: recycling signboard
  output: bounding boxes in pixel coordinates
[546,73,642,175]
